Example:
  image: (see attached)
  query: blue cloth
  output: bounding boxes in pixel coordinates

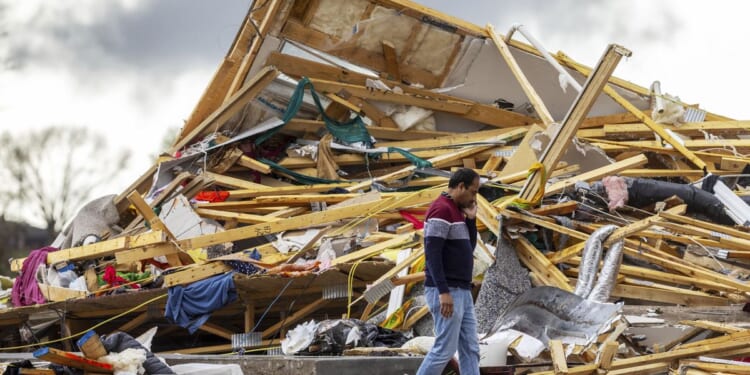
[165,272,237,334]
[417,287,480,375]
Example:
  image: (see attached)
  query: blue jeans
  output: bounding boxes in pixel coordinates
[416,286,480,375]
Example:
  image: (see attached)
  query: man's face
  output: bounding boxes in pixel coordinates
[455,177,479,209]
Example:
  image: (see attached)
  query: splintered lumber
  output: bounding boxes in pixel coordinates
[532,330,750,375]
[347,129,527,192]
[34,347,114,373]
[518,44,631,203]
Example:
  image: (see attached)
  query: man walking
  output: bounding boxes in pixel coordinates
[417,168,481,375]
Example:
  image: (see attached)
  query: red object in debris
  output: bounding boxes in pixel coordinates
[400,210,425,229]
[102,265,138,289]
[195,190,230,203]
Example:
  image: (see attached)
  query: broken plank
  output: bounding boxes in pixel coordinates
[163,261,233,288]
[545,154,648,196]
[611,283,729,306]
[513,236,573,292]
[180,190,439,250]
[9,231,167,272]
[115,243,180,265]
[679,320,745,334]
[194,208,281,224]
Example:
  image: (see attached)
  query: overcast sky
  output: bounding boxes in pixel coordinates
[1,0,749,225]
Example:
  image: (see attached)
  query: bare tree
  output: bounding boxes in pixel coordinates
[0,127,130,236]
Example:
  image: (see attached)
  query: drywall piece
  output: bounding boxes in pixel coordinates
[159,194,226,257]
[406,24,461,75]
[531,131,614,176]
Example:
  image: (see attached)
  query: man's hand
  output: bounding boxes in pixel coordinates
[439,292,454,318]
[462,202,477,220]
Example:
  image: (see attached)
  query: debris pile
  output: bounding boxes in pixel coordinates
[4,0,750,374]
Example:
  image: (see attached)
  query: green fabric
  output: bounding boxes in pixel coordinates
[255,77,373,147]
[260,158,343,184]
[254,77,433,175]
[386,147,432,169]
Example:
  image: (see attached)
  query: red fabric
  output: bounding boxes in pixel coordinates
[399,210,424,230]
[103,265,128,287]
[195,191,230,203]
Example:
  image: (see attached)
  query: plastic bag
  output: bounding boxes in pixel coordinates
[281,320,319,355]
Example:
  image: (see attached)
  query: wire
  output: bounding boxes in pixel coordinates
[0,293,168,351]
[250,279,294,333]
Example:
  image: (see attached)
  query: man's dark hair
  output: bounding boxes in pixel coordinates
[448,168,479,188]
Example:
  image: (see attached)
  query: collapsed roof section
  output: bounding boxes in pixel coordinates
[172,0,706,154]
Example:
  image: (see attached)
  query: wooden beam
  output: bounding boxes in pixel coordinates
[513,236,573,292]
[533,330,750,374]
[519,44,631,203]
[597,341,619,371]
[198,322,235,340]
[381,40,401,81]
[172,66,279,152]
[179,190,438,250]
[163,261,232,288]
[117,312,149,333]
[346,129,527,192]
[486,24,553,127]
[224,0,284,100]
[194,208,281,224]
[309,78,534,128]
[680,320,745,334]
[549,339,569,374]
[236,155,272,174]
[544,154,648,196]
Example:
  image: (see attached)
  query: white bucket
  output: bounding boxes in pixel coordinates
[479,332,514,367]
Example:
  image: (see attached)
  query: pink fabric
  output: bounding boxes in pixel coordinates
[11,246,58,307]
[603,176,628,212]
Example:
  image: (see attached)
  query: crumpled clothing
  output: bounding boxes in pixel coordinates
[11,246,57,307]
[602,176,628,212]
[165,272,237,334]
